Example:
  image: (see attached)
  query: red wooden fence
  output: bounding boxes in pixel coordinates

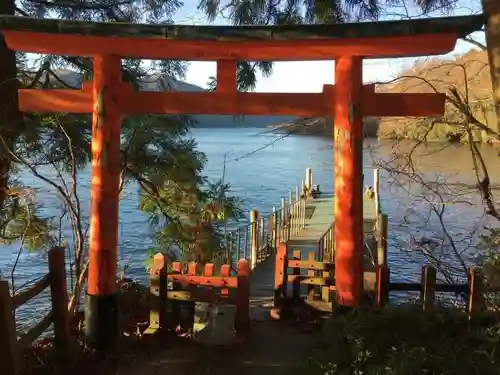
[147,253,250,341]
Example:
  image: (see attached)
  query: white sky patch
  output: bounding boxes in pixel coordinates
[21,0,485,93]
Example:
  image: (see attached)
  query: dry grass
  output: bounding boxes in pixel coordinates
[377,49,495,141]
[277,48,495,142]
[20,278,159,375]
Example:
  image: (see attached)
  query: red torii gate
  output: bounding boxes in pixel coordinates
[0,14,484,352]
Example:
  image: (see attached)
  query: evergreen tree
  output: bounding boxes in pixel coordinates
[0,0,242,298]
[0,0,493,268]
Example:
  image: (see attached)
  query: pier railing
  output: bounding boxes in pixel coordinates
[147,253,251,340]
[377,264,485,314]
[0,247,70,375]
[224,184,308,270]
[317,218,383,269]
[318,223,334,262]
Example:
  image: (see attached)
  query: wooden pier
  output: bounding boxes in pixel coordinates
[0,168,488,375]
[249,189,380,314]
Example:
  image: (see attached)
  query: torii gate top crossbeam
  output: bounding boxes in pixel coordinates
[0,15,484,61]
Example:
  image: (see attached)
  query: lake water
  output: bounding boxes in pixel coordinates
[2,127,499,329]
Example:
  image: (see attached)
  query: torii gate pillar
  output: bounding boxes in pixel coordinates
[334,56,364,307]
[84,54,122,352]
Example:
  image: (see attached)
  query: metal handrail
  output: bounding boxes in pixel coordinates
[318,222,334,262]
[223,195,308,270]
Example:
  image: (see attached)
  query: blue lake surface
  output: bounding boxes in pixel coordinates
[2,127,498,329]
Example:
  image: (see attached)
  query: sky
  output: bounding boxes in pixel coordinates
[171,0,485,93]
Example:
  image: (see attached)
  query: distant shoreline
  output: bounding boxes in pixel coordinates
[269,117,379,138]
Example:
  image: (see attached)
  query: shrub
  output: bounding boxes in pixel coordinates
[286,305,500,375]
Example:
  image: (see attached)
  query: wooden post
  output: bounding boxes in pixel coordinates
[329,228,334,261]
[0,281,18,375]
[294,186,300,235]
[467,267,483,317]
[235,259,250,339]
[85,54,122,353]
[242,228,248,260]
[292,250,301,302]
[325,229,329,261]
[305,167,312,190]
[307,252,316,301]
[145,253,167,334]
[229,231,234,264]
[271,243,288,320]
[373,169,380,214]
[48,247,70,357]
[272,206,277,251]
[177,263,196,331]
[321,244,331,303]
[170,262,182,329]
[299,196,303,229]
[377,214,388,267]
[224,232,229,264]
[186,262,198,331]
[334,56,364,307]
[318,234,324,260]
[236,229,241,260]
[259,216,265,257]
[250,209,259,269]
[376,265,390,307]
[289,190,294,236]
[216,60,237,93]
[296,188,301,234]
[220,264,231,300]
[324,228,330,262]
[204,263,215,277]
[420,265,436,311]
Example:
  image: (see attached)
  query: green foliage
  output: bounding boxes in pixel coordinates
[287,306,500,375]
[143,247,157,270]
[122,112,245,263]
[0,185,55,251]
[6,0,461,256]
[140,175,243,264]
[6,0,189,255]
[478,227,500,309]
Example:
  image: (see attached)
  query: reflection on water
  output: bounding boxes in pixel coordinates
[1,129,499,328]
[373,140,500,186]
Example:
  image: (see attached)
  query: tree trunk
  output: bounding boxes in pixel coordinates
[0,0,21,212]
[483,0,500,137]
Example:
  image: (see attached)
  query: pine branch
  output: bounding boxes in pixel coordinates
[26,0,132,11]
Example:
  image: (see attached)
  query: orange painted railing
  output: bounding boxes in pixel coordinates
[376,264,484,314]
[271,243,487,318]
[147,253,250,341]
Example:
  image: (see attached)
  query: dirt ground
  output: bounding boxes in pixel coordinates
[22,282,325,375]
[116,300,324,375]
